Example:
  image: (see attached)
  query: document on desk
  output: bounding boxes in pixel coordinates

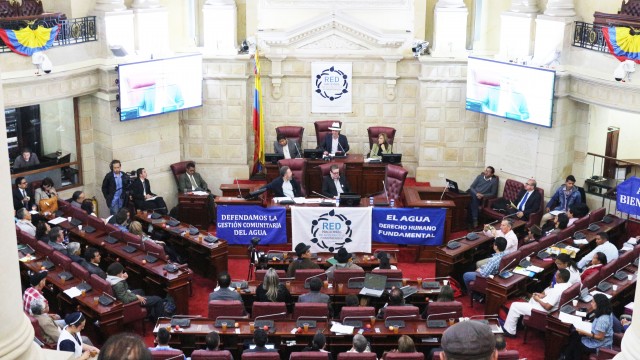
[558,312,592,333]
[48,217,67,225]
[573,239,589,245]
[145,196,158,201]
[191,191,209,196]
[526,265,544,273]
[590,290,612,299]
[330,322,355,335]
[63,287,83,298]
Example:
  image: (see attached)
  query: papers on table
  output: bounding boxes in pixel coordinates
[145,196,158,201]
[48,217,67,225]
[590,290,612,299]
[191,191,209,196]
[364,158,381,163]
[273,197,311,204]
[29,210,39,215]
[526,265,544,273]
[558,312,592,333]
[573,239,589,245]
[513,266,535,277]
[63,287,83,298]
[550,210,565,216]
[330,322,355,335]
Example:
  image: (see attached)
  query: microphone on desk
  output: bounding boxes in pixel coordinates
[469,314,499,321]
[382,181,390,204]
[149,207,166,219]
[559,295,580,313]
[293,140,302,159]
[144,251,160,263]
[304,272,328,286]
[338,141,348,156]
[126,242,140,251]
[425,312,457,324]
[235,178,243,198]
[254,312,288,321]
[502,212,519,220]
[296,315,328,323]
[342,316,374,326]
[104,229,122,244]
[597,272,616,292]
[440,180,448,201]
[519,251,537,267]
[312,191,333,200]
[386,314,418,327]
[446,238,463,250]
[496,258,517,279]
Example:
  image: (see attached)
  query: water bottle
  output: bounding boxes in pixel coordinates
[369,196,374,206]
[390,198,395,207]
[335,198,340,207]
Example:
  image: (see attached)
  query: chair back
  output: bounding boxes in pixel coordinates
[384,164,408,201]
[28,313,51,346]
[170,160,193,189]
[383,305,420,319]
[70,262,90,281]
[144,240,167,261]
[21,231,37,247]
[519,241,541,259]
[50,251,71,270]
[89,273,114,296]
[333,269,365,285]
[314,120,342,148]
[601,259,619,276]
[523,308,547,331]
[426,301,463,320]
[150,349,185,360]
[208,300,245,320]
[538,233,558,250]
[122,232,143,250]
[292,303,329,320]
[87,215,106,232]
[317,162,346,178]
[589,208,606,224]
[573,215,590,231]
[340,306,375,321]
[559,282,580,308]
[295,268,326,282]
[241,352,281,360]
[290,352,331,360]
[367,126,397,149]
[384,353,424,360]
[557,226,574,242]
[337,353,377,360]
[618,249,636,267]
[583,273,601,289]
[34,241,53,257]
[278,158,307,196]
[256,269,286,281]
[252,302,287,319]
[499,251,520,271]
[501,179,525,202]
[371,269,403,279]
[191,350,233,360]
[497,350,520,360]
[276,126,305,147]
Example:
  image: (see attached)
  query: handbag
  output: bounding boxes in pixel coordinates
[39,195,58,214]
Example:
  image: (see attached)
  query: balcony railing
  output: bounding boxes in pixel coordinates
[573,21,609,53]
[0,16,97,53]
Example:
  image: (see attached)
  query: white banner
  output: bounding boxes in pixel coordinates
[291,207,371,254]
[311,62,352,113]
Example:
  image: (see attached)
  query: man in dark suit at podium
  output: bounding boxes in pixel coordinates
[321,122,349,156]
[322,164,350,198]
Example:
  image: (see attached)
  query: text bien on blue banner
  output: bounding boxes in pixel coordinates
[372,207,446,246]
[216,205,287,245]
[617,176,640,216]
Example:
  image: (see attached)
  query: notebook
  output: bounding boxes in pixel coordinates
[359,273,387,298]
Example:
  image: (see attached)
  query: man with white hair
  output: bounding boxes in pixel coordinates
[16,208,36,236]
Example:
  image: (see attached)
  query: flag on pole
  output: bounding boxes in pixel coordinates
[251,52,265,175]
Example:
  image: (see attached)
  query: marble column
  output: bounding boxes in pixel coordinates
[93,0,127,13]
[614,285,640,360]
[203,0,238,55]
[132,1,169,54]
[499,1,539,59]
[544,0,576,17]
[432,0,468,57]
[435,0,466,8]
[131,0,162,9]
[509,0,539,13]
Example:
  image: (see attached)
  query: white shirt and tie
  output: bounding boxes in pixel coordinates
[517,190,534,211]
[334,178,344,195]
[188,174,197,191]
[282,144,291,159]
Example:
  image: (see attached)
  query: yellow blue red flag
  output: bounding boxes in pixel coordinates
[0,25,58,56]
[251,52,265,175]
[603,26,640,63]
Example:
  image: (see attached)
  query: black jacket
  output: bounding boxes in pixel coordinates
[512,189,542,220]
[265,176,302,198]
[13,186,34,211]
[321,175,350,198]
[101,172,131,207]
[322,134,350,153]
[131,179,154,207]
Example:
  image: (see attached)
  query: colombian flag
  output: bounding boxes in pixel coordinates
[0,25,58,56]
[603,26,640,63]
[251,52,265,175]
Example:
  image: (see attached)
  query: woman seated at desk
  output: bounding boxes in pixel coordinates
[562,293,614,358]
[369,133,392,159]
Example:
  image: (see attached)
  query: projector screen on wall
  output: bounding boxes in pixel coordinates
[465,56,556,128]
[118,54,203,121]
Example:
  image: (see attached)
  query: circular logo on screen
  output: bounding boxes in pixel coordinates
[315,66,349,101]
[310,209,353,252]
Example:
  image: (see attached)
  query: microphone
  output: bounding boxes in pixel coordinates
[296,315,328,323]
[440,181,448,201]
[126,242,140,250]
[293,140,302,159]
[597,272,615,289]
[385,314,418,327]
[342,316,374,326]
[304,272,328,286]
[519,251,536,267]
[105,229,122,244]
[254,312,287,321]
[502,212,518,220]
[559,295,579,312]
[145,251,160,263]
[312,191,333,200]
[338,141,347,155]
[235,178,242,198]
[496,258,517,276]
[382,181,390,204]
[469,314,499,320]
[426,312,457,321]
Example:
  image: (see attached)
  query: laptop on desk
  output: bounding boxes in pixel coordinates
[445,179,461,194]
[359,273,387,298]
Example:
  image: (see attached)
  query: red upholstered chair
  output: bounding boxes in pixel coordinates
[469,251,519,307]
[558,283,580,312]
[21,231,36,248]
[573,215,590,231]
[88,274,147,334]
[538,233,558,250]
[383,353,424,360]
[170,160,193,190]
[34,241,54,257]
[255,270,286,281]
[294,269,326,282]
[339,306,376,321]
[497,350,520,360]
[367,126,397,148]
[241,352,281,360]
[150,349,185,360]
[144,240,168,261]
[278,158,307,196]
[618,248,636,267]
[374,164,408,205]
[590,207,607,224]
[525,187,545,228]
[557,226,575,243]
[191,350,234,360]
[290,352,331,360]
[318,162,346,178]
[383,305,420,319]
[122,232,144,251]
[314,121,342,148]
[276,126,305,147]
[338,352,377,360]
[208,300,246,320]
[333,269,365,286]
[601,259,619,276]
[481,179,525,222]
[425,301,463,320]
[518,241,541,259]
[252,302,287,319]
[371,269,403,280]
[50,251,71,271]
[18,0,44,16]
[0,1,19,18]
[292,303,330,320]
[28,314,56,349]
[69,262,90,282]
[522,309,548,344]
[583,273,601,290]
[87,215,106,232]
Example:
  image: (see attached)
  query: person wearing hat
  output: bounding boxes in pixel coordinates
[325,248,362,281]
[321,122,350,156]
[106,262,164,319]
[23,270,50,313]
[57,312,100,359]
[287,242,321,277]
[373,251,397,270]
[439,320,497,360]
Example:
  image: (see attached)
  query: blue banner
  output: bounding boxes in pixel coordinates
[371,207,446,246]
[216,205,287,245]
[617,176,640,216]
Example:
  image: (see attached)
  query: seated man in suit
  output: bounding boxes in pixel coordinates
[322,164,350,198]
[47,226,70,255]
[510,178,542,221]
[83,247,106,279]
[299,277,330,304]
[13,176,34,211]
[467,166,499,228]
[274,134,300,159]
[131,168,168,214]
[13,148,40,169]
[16,208,36,236]
[209,271,244,305]
[321,122,349,156]
[244,329,277,353]
[178,161,209,193]
[264,166,302,198]
[540,175,582,226]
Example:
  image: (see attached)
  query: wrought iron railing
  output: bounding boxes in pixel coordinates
[0,16,97,53]
[573,21,609,53]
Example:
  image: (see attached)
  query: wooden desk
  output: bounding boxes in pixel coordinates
[177,193,211,230]
[220,184,260,198]
[265,251,398,271]
[435,232,494,280]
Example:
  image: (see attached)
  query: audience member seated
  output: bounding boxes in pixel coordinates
[543,212,569,236]
[422,285,455,319]
[463,237,507,300]
[576,232,619,269]
[440,318,497,360]
[303,332,333,360]
[178,161,210,193]
[244,329,277,353]
[108,208,131,231]
[97,333,151,360]
[129,220,179,263]
[482,219,517,260]
[502,269,571,337]
[554,253,581,286]
[23,271,52,315]
[369,133,393,159]
[566,203,587,227]
[16,208,36,236]
[13,176,34,211]
[377,287,408,319]
[57,312,100,359]
[71,191,86,209]
[348,334,372,354]
[620,314,632,333]
[287,242,321,278]
[48,226,70,255]
[326,248,363,281]
[321,122,350,155]
[540,175,582,226]
[209,271,244,306]
[83,247,106,279]
[30,297,60,345]
[382,335,417,359]
[580,252,607,282]
[522,225,542,244]
[274,133,301,159]
[256,268,293,307]
[299,277,331,308]
[34,177,57,210]
[373,251,397,270]
[81,199,97,217]
[562,293,614,359]
[495,335,506,352]
[204,331,229,354]
[67,241,85,264]
[35,220,50,241]
[106,262,165,320]
[264,165,303,198]
[467,166,499,228]
[510,178,542,222]
[321,164,350,198]
[149,327,185,359]
[131,168,168,215]
[13,148,40,169]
